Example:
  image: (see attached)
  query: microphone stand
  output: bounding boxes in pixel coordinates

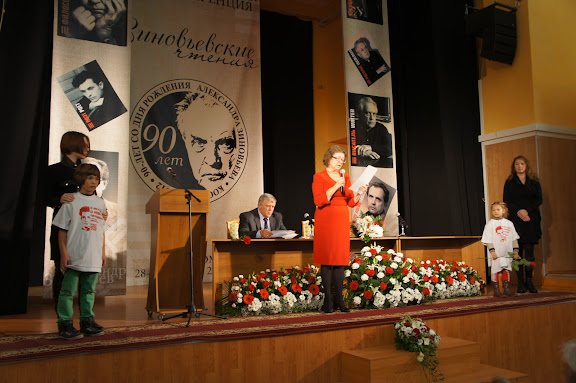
[162,172,227,326]
[397,213,408,237]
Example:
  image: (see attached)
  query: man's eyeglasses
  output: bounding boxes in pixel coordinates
[332,156,346,163]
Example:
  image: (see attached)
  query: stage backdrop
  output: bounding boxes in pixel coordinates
[45,0,131,296]
[128,0,262,283]
[342,0,399,235]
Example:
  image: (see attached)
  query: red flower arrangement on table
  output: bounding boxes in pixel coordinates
[218,265,324,316]
[344,244,484,309]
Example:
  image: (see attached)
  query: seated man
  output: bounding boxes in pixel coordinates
[239,193,286,239]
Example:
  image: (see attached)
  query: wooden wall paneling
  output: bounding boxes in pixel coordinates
[2,302,575,382]
[538,136,576,274]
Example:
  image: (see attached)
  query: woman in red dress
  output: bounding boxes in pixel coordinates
[313,145,366,313]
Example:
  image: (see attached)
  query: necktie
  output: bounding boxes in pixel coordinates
[263,218,269,230]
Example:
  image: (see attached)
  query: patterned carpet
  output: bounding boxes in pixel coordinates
[1,291,575,363]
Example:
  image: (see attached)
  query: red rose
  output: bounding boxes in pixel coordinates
[380,282,387,290]
[350,280,359,291]
[423,275,429,282]
[353,257,361,264]
[290,276,297,283]
[309,284,320,295]
[470,277,475,284]
[530,261,536,269]
[240,278,248,284]
[431,275,439,283]
[256,275,263,282]
[271,273,278,280]
[366,269,376,277]
[262,280,271,289]
[458,273,466,282]
[451,267,458,272]
[243,236,251,245]
[279,271,285,277]
[363,290,373,299]
[243,294,254,304]
[412,328,421,337]
[260,272,267,278]
[369,248,377,256]
[402,267,409,276]
[411,265,418,272]
[303,267,310,273]
[259,289,269,299]
[286,268,293,273]
[446,275,454,285]
[431,260,438,265]
[385,267,394,274]
[410,279,415,284]
[423,287,431,296]
[248,284,255,292]
[278,285,288,295]
[434,266,440,272]
[228,292,237,302]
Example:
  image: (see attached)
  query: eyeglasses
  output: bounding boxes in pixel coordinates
[332,156,346,163]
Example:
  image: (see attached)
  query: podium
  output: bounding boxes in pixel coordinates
[145,189,210,318]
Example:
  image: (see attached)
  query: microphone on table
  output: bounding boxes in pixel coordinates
[340,169,345,193]
[304,213,314,227]
[396,212,408,236]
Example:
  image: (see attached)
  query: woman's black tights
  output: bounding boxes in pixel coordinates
[320,265,346,310]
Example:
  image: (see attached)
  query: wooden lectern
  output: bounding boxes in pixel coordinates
[145,189,210,317]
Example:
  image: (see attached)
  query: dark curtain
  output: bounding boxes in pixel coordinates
[388,0,484,236]
[0,0,54,314]
[260,12,316,233]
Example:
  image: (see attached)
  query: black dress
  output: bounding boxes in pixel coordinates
[503,175,542,244]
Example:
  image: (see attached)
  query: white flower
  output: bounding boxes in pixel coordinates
[417,352,424,363]
[353,296,362,306]
[377,272,385,279]
[344,270,351,277]
[351,263,360,270]
[361,274,369,281]
[238,274,244,279]
[391,262,398,269]
[375,255,383,262]
[233,277,239,282]
[387,249,395,254]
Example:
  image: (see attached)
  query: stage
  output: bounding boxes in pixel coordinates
[1,285,576,382]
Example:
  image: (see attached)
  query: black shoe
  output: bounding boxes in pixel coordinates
[58,320,84,340]
[526,279,539,294]
[337,306,350,313]
[80,317,105,336]
[322,305,334,313]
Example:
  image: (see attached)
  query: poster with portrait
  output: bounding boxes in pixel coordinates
[57,60,127,131]
[83,150,127,295]
[348,92,392,168]
[347,32,390,87]
[346,0,383,25]
[57,0,128,46]
[353,175,396,220]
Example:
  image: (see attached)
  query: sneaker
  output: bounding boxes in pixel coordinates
[58,320,84,341]
[80,316,104,336]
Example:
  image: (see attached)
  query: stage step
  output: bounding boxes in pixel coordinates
[341,337,527,383]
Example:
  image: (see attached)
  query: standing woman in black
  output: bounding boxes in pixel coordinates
[503,155,542,293]
[45,131,91,311]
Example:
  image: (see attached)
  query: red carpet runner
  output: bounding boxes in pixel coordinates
[1,291,575,363]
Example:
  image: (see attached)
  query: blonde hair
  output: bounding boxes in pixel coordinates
[490,201,509,219]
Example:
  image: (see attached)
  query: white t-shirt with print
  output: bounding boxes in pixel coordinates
[52,193,107,273]
[481,218,520,273]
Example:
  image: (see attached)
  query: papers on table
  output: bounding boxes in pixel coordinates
[271,230,298,239]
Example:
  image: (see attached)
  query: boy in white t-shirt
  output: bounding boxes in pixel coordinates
[53,164,107,340]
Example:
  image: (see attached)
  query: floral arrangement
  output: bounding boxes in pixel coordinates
[218,265,324,316]
[344,245,484,308]
[394,315,444,382]
[352,213,385,243]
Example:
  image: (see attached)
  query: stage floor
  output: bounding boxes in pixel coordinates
[0,283,215,337]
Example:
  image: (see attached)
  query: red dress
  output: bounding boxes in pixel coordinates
[312,170,357,265]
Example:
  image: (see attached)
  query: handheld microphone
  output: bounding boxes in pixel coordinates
[340,169,345,193]
[167,167,175,176]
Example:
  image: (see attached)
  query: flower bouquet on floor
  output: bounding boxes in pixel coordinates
[352,212,385,243]
[394,315,444,383]
[217,265,324,316]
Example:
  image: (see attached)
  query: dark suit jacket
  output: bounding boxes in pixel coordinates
[239,208,286,238]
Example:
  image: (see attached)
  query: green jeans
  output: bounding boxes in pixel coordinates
[57,269,99,322]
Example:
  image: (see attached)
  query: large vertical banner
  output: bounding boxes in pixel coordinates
[46,0,130,296]
[129,0,262,285]
[343,0,399,235]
